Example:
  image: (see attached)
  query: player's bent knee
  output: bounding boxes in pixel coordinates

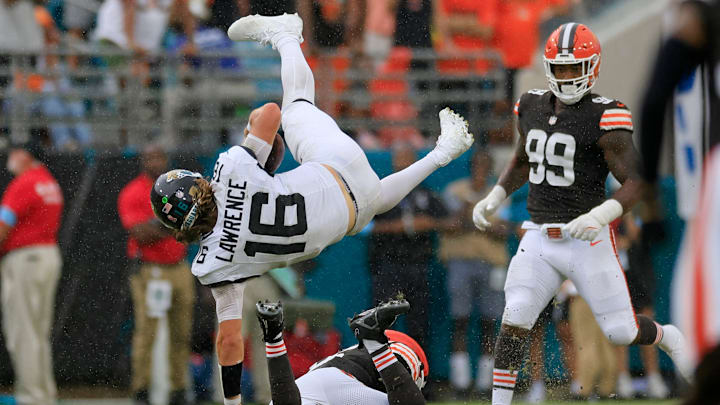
[501,288,542,330]
[602,323,638,345]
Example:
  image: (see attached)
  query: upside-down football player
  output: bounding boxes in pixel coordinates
[147,13,472,405]
[255,299,427,405]
[471,23,693,404]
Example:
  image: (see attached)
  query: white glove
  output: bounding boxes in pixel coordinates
[563,199,623,241]
[472,185,507,231]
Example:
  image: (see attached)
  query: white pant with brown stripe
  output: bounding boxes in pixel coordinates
[1,244,61,405]
[268,367,389,405]
[501,222,638,345]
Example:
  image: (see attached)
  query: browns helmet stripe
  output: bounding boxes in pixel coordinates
[559,22,578,54]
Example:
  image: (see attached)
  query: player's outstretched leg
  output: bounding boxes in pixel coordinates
[375,108,474,214]
[349,300,426,405]
[228,13,312,110]
[631,315,693,383]
[256,301,301,405]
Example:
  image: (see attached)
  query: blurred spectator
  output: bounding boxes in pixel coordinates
[240,0,295,16]
[0,0,43,53]
[440,150,508,395]
[0,0,44,130]
[63,0,101,69]
[32,5,93,151]
[435,0,499,133]
[394,0,435,49]
[0,139,63,405]
[435,0,497,73]
[370,47,425,148]
[117,146,195,405]
[368,143,448,347]
[241,274,282,403]
[570,290,618,400]
[363,0,396,67]
[614,215,669,399]
[94,0,195,56]
[492,0,570,101]
[297,0,363,52]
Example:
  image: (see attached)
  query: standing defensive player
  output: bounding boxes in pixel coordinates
[148,13,472,405]
[255,299,428,405]
[471,23,692,405]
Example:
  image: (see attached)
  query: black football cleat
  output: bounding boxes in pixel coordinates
[348,299,410,344]
[256,300,284,343]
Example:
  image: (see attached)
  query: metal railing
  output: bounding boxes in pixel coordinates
[0,45,509,152]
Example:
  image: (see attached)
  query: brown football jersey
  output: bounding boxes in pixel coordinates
[514,90,633,224]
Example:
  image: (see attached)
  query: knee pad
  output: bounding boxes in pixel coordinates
[501,286,543,330]
[599,314,638,345]
[211,283,246,323]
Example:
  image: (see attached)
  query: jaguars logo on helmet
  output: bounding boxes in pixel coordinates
[150,170,203,230]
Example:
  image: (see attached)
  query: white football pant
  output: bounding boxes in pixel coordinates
[502,222,638,345]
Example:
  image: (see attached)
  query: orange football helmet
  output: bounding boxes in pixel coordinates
[543,23,601,104]
[385,330,429,389]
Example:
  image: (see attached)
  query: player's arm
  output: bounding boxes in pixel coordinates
[600,129,642,211]
[564,129,638,241]
[243,103,285,172]
[640,1,706,183]
[473,129,529,230]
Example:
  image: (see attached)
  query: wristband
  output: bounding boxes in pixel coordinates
[242,133,272,166]
[589,199,623,225]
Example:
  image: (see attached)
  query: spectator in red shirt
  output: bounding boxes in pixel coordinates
[118,145,195,405]
[0,140,63,405]
[493,0,570,101]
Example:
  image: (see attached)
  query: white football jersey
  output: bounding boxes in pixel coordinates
[192,146,349,285]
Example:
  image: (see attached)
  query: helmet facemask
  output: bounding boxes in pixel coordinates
[543,54,600,105]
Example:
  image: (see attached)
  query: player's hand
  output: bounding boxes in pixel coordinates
[564,199,623,241]
[564,212,603,241]
[472,185,507,231]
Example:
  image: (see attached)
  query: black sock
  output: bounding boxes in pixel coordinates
[265,336,301,405]
[632,315,664,345]
[220,362,243,404]
[370,344,425,405]
[492,326,530,394]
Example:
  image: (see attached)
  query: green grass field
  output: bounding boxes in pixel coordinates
[431,402,678,405]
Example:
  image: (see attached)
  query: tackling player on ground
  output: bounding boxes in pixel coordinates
[471,23,693,405]
[255,299,427,405]
[147,13,472,405]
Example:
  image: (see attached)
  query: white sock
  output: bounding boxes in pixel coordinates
[492,387,514,405]
[376,155,438,214]
[224,396,242,405]
[363,339,385,353]
[370,345,398,372]
[450,351,471,389]
[492,368,518,405]
[276,36,315,109]
[266,338,287,358]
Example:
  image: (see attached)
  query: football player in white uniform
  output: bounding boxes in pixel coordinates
[148,13,472,405]
[471,23,692,405]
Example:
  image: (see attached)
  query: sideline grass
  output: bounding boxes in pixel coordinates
[431,402,678,405]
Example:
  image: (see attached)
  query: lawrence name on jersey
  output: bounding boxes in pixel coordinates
[144,13,472,404]
[472,22,693,405]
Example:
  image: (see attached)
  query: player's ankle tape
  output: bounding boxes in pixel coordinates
[492,368,518,390]
[266,339,287,358]
[371,346,397,372]
[220,362,243,398]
